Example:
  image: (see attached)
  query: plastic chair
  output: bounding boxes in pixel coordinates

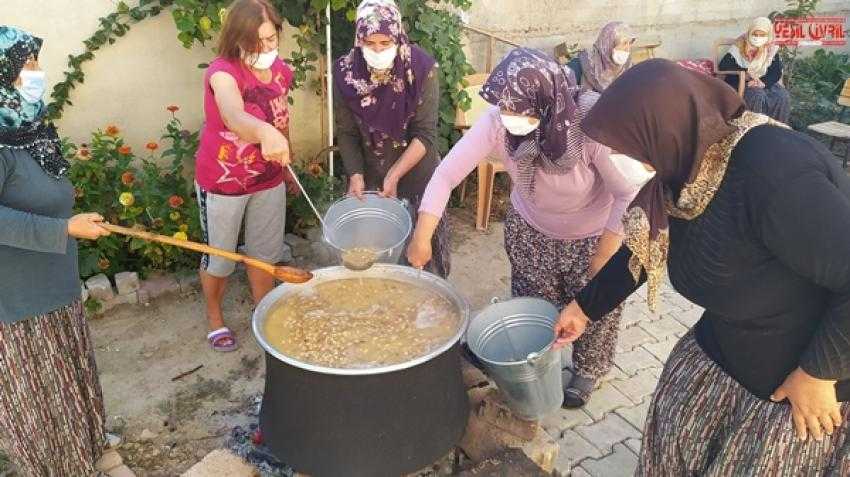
[455,73,507,232]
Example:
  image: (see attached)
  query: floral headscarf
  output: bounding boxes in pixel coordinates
[333,0,436,157]
[480,48,578,199]
[578,21,635,93]
[0,26,68,179]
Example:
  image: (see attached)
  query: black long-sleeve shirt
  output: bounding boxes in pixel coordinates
[577,125,850,401]
[718,51,783,89]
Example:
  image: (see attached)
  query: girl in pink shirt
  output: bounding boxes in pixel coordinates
[408,48,643,407]
[195,0,294,352]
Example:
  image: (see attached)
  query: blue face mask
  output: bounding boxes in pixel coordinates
[16,70,46,104]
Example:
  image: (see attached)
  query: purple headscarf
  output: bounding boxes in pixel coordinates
[334,0,436,156]
[578,21,635,93]
[480,48,578,199]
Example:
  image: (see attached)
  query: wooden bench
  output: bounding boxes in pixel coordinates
[808,78,850,168]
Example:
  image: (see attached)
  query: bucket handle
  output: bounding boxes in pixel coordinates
[526,351,543,368]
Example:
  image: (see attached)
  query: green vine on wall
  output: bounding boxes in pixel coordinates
[47,0,176,121]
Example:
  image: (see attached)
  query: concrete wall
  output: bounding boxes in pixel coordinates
[463,0,850,74]
[6,1,850,161]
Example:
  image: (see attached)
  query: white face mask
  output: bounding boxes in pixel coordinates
[608,153,656,189]
[362,45,398,70]
[244,49,278,70]
[500,114,540,137]
[749,35,769,48]
[611,49,630,66]
[16,70,46,104]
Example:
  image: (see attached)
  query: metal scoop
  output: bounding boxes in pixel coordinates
[341,247,379,271]
[286,164,327,230]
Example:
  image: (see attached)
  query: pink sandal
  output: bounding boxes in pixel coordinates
[207,327,238,352]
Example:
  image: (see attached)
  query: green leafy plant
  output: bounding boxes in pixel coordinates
[769,0,822,92]
[66,105,340,280]
[67,106,201,280]
[787,49,850,130]
[287,152,344,231]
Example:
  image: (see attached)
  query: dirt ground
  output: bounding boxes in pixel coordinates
[89,207,510,476]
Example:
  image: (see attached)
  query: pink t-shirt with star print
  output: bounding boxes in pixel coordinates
[195,56,293,195]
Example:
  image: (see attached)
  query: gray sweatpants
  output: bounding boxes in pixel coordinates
[196,181,286,277]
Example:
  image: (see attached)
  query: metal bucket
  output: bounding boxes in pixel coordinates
[466,297,563,420]
[322,192,412,265]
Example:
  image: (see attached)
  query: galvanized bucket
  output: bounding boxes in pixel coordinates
[466,297,563,420]
[322,192,412,265]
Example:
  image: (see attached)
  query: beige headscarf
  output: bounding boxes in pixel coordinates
[729,17,779,80]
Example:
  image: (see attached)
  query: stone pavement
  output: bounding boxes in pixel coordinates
[446,210,704,476]
[548,281,703,477]
[440,210,706,476]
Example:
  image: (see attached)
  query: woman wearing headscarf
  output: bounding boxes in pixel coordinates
[567,21,636,94]
[719,16,790,123]
[0,27,134,476]
[334,0,450,277]
[408,48,644,407]
[555,59,850,474]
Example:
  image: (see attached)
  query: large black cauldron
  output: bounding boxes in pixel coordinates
[252,265,470,476]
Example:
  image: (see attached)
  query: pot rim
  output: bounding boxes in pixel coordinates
[252,264,470,376]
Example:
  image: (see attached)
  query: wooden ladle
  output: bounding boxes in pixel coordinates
[101,223,313,283]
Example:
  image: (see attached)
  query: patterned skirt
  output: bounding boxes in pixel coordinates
[503,206,623,379]
[0,301,106,477]
[640,331,850,476]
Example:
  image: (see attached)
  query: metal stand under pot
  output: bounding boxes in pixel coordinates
[252,265,471,477]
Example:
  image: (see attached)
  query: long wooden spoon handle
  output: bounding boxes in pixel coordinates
[101,223,315,283]
[101,223,249,265]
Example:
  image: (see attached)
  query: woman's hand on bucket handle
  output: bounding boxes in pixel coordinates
[380,173,399,199]
[406,236,432,270]
[771,367,841,442]
[406,212,440,269]
[553,301,589,349]
[347,174,365,200]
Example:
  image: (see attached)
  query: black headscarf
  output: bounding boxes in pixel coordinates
[582,59,747,308]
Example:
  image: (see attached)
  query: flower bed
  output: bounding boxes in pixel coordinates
[66,106,339,312]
